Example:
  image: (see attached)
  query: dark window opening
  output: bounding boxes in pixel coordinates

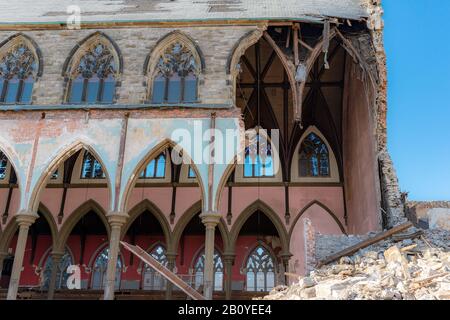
[299,133,330,177]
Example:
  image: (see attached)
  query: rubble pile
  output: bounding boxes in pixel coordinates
[263,229,450,300]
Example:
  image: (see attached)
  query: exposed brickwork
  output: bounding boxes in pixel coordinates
[367,0,406,227]
[303,218,316,275]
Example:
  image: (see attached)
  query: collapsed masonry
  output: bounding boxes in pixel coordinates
[261,226,450,300]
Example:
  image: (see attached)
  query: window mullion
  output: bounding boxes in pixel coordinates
[1,80,9,102]
[16,79,24,103]
[81,78,88,102]
[164,76,169,103]
[180,75,185,103]
[98,78,104,103]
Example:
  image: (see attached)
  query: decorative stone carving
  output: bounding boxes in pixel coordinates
[73,43,116,79]
[0,43,37,80]
[155,42,199,78]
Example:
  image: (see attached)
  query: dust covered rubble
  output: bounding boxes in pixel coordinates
[261,229,450,300]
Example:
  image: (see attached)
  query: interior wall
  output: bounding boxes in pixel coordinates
[343,60,381,234]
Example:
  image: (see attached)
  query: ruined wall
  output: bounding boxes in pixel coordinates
[406,201,450,231]
[368,0,406,227]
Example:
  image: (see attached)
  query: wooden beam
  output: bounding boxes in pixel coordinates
[316,222,413,268]
[298,39,314,52]
[121,241,205,300]
[293,24,300,66]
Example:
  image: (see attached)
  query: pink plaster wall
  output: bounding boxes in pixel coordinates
[343,64,380,234]
[127,187,173,217]
[288,186,345,227]
[289,204,344,277]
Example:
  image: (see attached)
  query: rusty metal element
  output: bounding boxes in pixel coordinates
[120,241,205,300]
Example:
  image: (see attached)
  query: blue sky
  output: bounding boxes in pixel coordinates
[383,0,450,200]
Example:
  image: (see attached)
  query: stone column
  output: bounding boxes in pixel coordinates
[47,251,64,300]
[223,254,235,300]
[280,254,292,286]
[165,252,177,300]
[7,212,38,300]
[0,252,7,287]
[103,212,128,300]
[200,212,221,300]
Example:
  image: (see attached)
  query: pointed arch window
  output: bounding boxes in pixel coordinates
[140,152,166,179]
[142,245,168,290]
[193,250,224,292]
[151,42,200,104]
[81,151,105,179]
[42,249,73,290]
[188,166,196,179]
[0,42,38,104]
[299,133,330,177]
[91,247,122,290]
[0,151,7,180]
[244,134,274,178]
[245,246,276,292]
[67,42,118,104]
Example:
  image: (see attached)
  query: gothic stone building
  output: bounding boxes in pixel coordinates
[0,0,404,300]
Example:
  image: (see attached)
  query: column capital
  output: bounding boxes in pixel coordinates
[279,252,292,263]
[165,252,178,260]
[222,253,236,264]
[50,251,65,260]
[15,211,39,227]
[200,212,222,228]
[106,211,128,227]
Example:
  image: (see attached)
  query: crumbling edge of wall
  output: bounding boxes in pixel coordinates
[368,0,407,228]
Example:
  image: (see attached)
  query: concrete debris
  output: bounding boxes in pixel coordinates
[261,228,450,300]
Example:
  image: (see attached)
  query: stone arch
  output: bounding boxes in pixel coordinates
[229,200,289,255]
[87,241,125,289]
[144,30,205,102]
[261,31,299,119]
[0,32,44,77]
[226,28,264,76]
[28,138,113,214]
[62,31,123,77]
[37,244,75,268]
[120,199,172,249]
[240,240,279,273]
[290,125,340,183]
[61,31,123,102]
[55,199,111,253]
[144,30,205,75]
[87,241,124,268]
[170,201,230,254]
[120,138,205,214]
[37,202,59,250]
[289,200,347,237]
[0,218,18,253]
[298,28,377,119]
[0,202,58,253]
[189,244,224,271]
[0,138,24,204]
[227,27,300,113]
